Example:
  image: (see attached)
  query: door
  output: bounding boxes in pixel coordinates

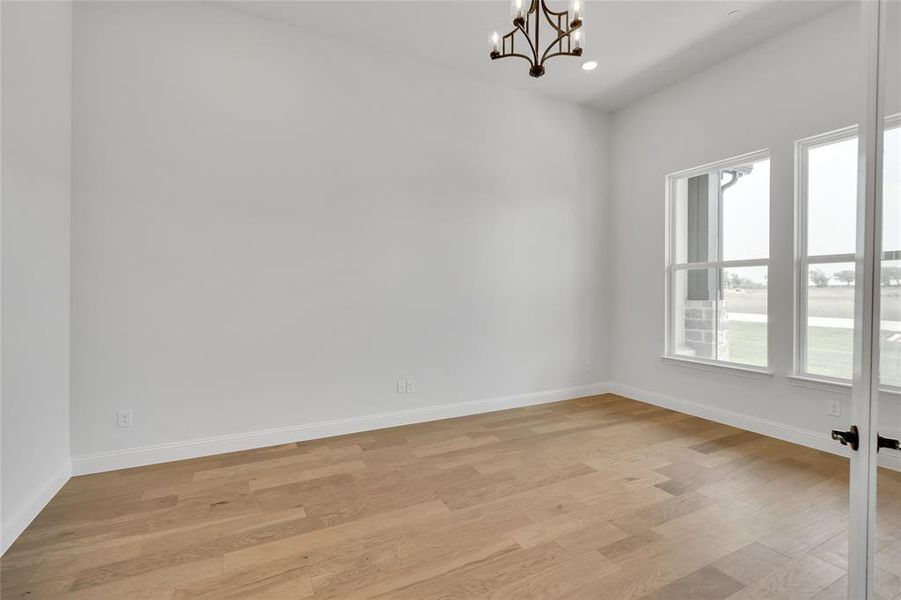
[874,0,901,596]
[840,1,901,598]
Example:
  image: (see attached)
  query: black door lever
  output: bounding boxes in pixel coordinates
[878,434,900,452]
[832,425,860,451]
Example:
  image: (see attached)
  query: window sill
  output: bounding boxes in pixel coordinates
[788,374,901,402]
[660,355,774,380]
[786,375,850,394]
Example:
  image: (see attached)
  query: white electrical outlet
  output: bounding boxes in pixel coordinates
[828,399,841,417]
[117,410,133,427]
[397,379,416,394]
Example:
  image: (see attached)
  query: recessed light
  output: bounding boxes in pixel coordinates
[582,60,598,71]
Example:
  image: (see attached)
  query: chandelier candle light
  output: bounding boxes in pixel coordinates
[490,0,584,78]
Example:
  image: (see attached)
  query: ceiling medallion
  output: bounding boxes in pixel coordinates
[490,0,584,78]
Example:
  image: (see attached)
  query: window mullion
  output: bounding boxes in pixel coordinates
[715,266,721,361]
[674,259,769,270]
[807,253,857,265]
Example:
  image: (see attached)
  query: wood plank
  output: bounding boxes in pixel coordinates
[2,394,898,599]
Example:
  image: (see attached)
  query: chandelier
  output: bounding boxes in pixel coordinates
[490,0,584,78]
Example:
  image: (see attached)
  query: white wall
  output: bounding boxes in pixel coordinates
[608,4,886,444]
[70,2,609,468]
[1,1,73,553]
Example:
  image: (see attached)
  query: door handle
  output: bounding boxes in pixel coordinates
[829,428,899,452]
[878,434,900,452]
[832,425,860,451]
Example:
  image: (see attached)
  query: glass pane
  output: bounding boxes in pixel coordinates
[672,268,718,361]
[884,125,901,253]
[721,158,770,261]
[808,136,858,256]
[720,266,767,367]
[673,266,768,367]
[672,174,717,265]
[805,262,855,379]
[672,157,770,265]
[878,4,901,598]
[881,260,901,388]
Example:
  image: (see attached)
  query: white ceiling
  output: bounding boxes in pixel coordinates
[225,0,845,111]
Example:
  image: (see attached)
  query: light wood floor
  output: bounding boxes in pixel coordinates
[2,394,901,599]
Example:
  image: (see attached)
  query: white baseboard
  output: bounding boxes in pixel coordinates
[71,382,611,476]
[1,462,71,556]
[881,427,901,472]
[11,380,900,557]
[71,380,901,476]
[607,382,842,455]
[607,382,901,472]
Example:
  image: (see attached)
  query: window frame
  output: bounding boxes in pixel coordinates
[791,113,901,386]
[793,116,901,386]
[663,148,772,372]
[793,124,858,384]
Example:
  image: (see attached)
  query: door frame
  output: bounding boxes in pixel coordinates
[847,1,888,597]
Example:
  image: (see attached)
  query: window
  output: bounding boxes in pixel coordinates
[795,118,901,384]
[882,121,901,387]
[665,151,771,369]
[795,127,858,381]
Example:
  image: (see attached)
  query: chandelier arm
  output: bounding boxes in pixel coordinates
[492,52,536,65]
[497,28,536,66]
[514,23,540,65]
[489,0,581,77]
[540,0,566,17]
[539,0,568,34]
[539,26,580,64]
[540,50,582,62]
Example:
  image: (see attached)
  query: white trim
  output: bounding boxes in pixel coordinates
[793,125,858,382]
[787,374,901,403]
[797,123,859,150]
[881,427,901,470]
[794,130,807,380]
[667,148,772,181]
[664,149,772,370]
[881,452,901,473]
[660,355,773,379]
[793,116,901,386]
[673,258,768,270]
[7,380,899,560]
[806,253,856,265]
[848,6,882,588]
[70,382,611,475]
[1,462,71,556]
[664,174,674,358]
[606,382,901,473]
[787,374,854,395]
[608,382,841,455]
